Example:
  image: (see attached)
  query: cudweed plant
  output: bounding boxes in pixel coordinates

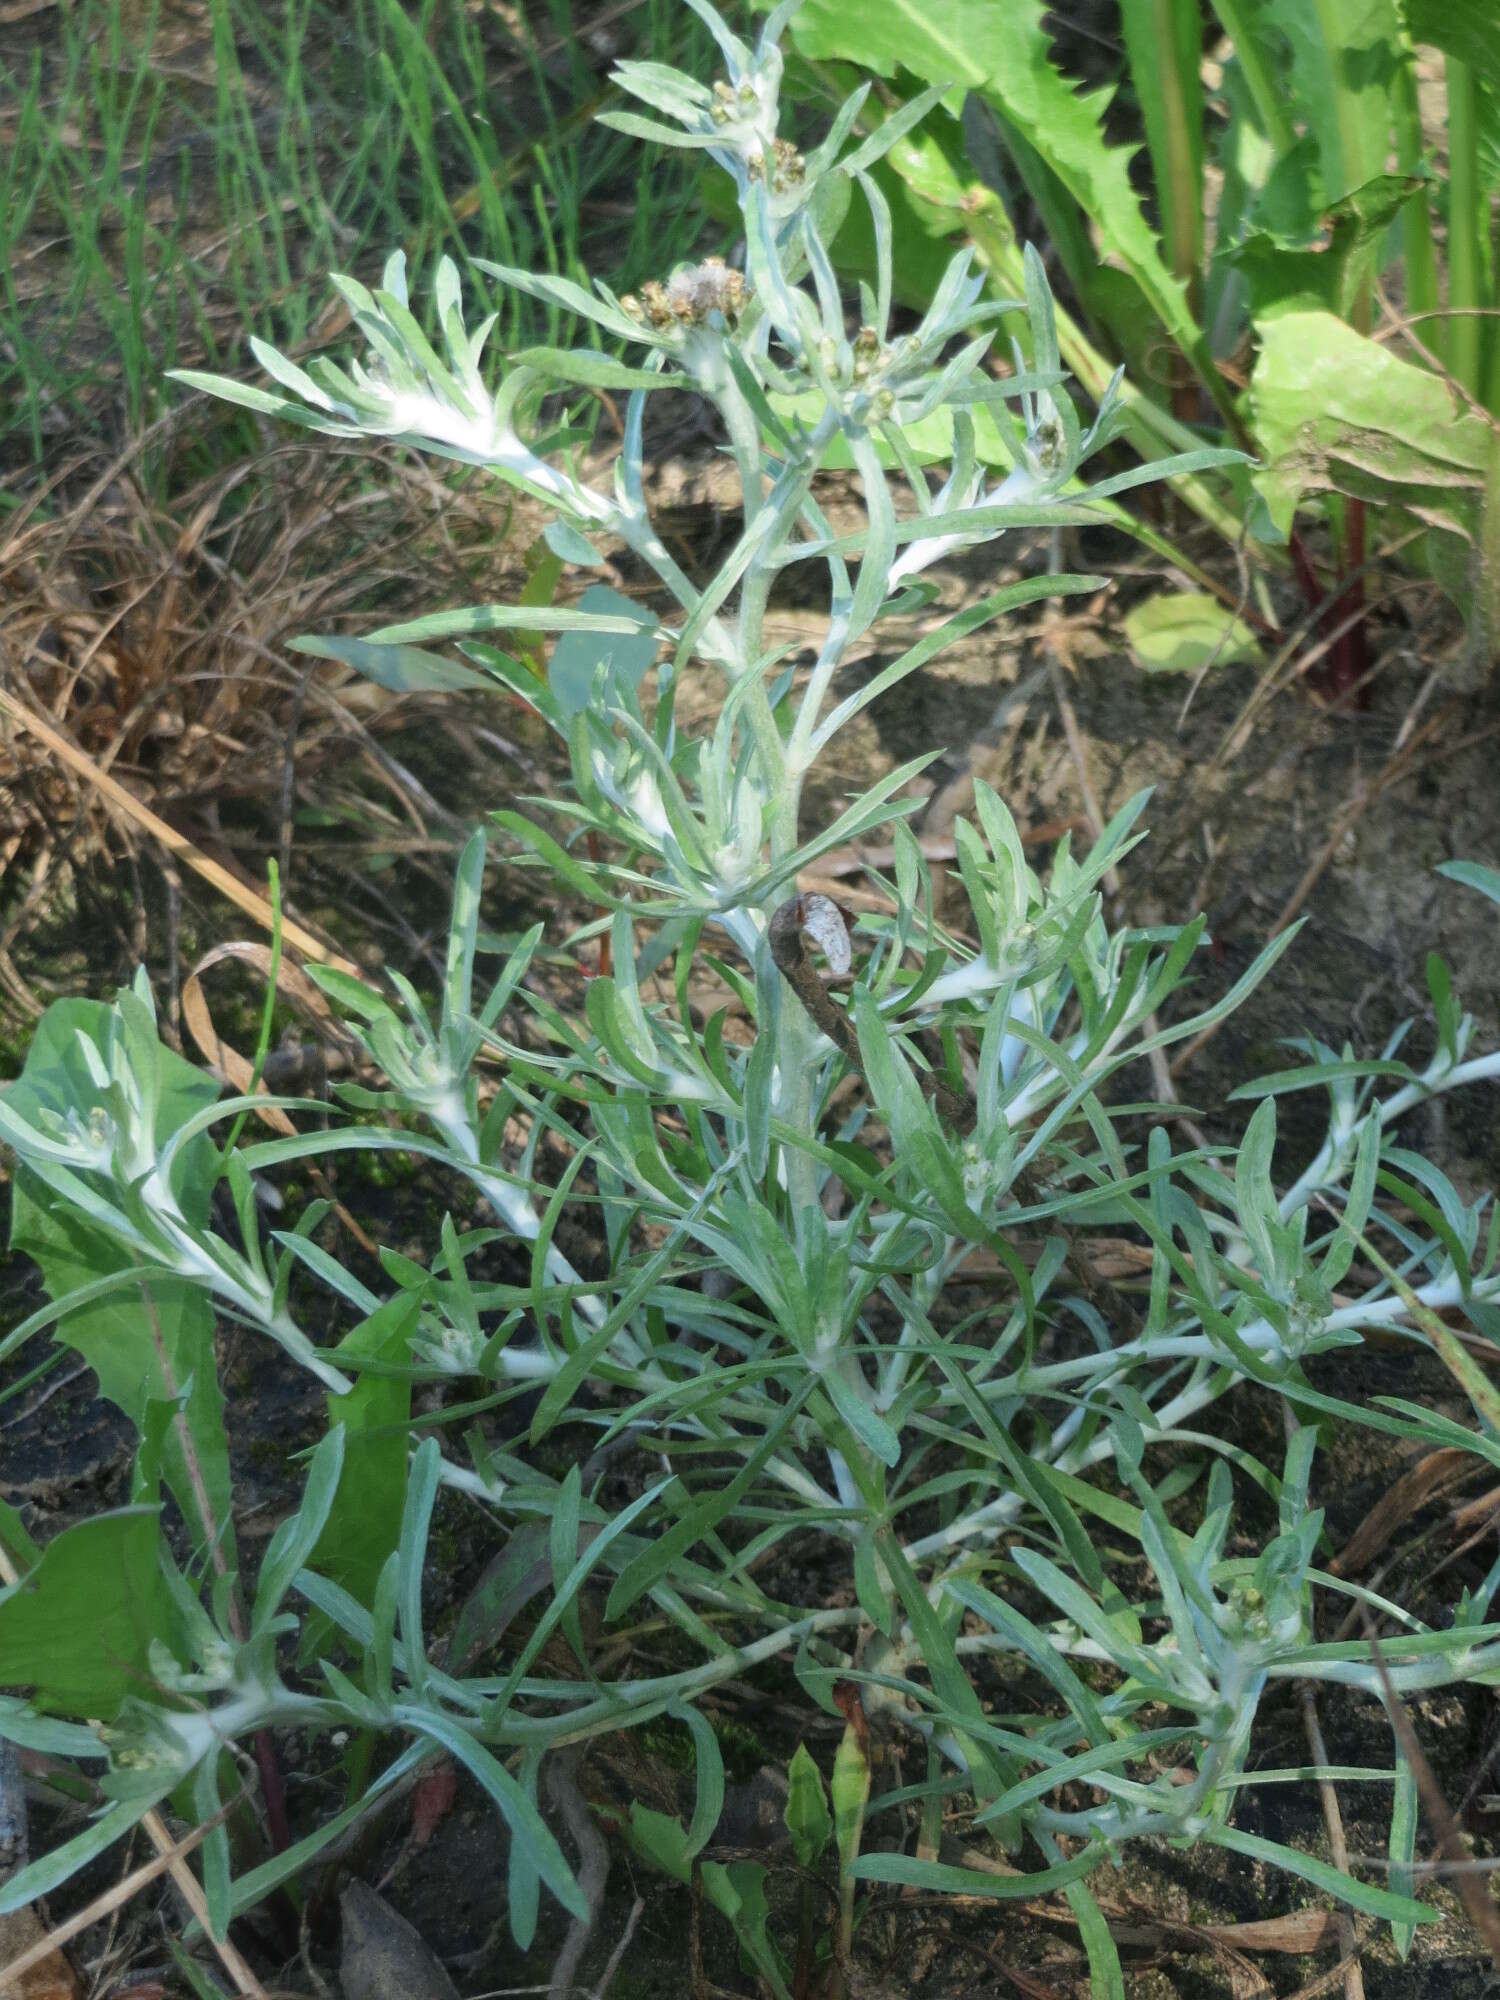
[6,3,1500,1987]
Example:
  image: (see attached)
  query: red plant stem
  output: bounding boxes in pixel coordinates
[1334,499,1370,706]
[1289,520,1370,707]
[253,1730,293,1855]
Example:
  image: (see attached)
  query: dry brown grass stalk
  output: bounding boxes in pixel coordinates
[0,417,547,1015]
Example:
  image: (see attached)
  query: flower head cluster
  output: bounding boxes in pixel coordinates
[605,0,809,221]
[621,256,747,331]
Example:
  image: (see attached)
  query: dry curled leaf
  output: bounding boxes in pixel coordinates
[1331,1447,1475,1576]
[794,892,853,976]
[339,1881,460,2000]
[0,1908,81,2000]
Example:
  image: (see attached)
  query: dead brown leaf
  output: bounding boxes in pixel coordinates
[1331,1448,1476,1576]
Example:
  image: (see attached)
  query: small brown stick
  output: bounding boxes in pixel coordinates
[546,1749,611,2000]
[1298,1685,1366,2000]
[0,682,355,971]
[1280,1931,1377,2000]
[588,1896,645,2000]
[0,1802,240,1994]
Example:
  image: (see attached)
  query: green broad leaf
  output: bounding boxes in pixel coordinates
[1123,592,1264,675]
[626,1803,694,1883]
[302,1296,416,1656]
[1255,0,1408,209]
[288,633,498,694]
[1120,0,1204,299]
[6,999,235,1564]
[1250,311,1491,538]
[785,1743,833,1868]
[0,1500,40,1572]
[702,1860,792,2000]
[788,0,1224,419]
[831,1718,871,1880]
[511,532,568,677]
[1231,174,1425,323]
[1404,0,1500,93]
[0,1508,168,1719]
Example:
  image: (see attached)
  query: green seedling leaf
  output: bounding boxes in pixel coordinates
[702,1860,792,2000]
[1123,592,1263,675]
[1064,1877,1125,1999]
[396,1438,443,1697]
[1389,1747,1419,1959]
[0,1800,154,1917]
[0,1508,167,1719]
[393,1705,588,1922]
[6,998,234,1565]
[850,1845,1104,1897]
[831,1711,871,1881]
[302,1295,418,1658]
[785,1743,832,1868]
[253,1425,346,1634]
[544,584,656,716]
